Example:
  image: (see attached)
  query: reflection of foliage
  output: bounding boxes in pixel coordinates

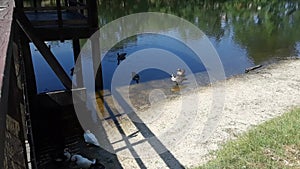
[25,0,300,62]
[98,0,300,62]
[23,0,69,7]
[225,1,300,61]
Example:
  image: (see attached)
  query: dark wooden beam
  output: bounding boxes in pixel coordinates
[19,31,37,98]
[18,35,39,169]
[15,0,23,9]
[91,32,103,91]
[56,0,63,27]
[27,27,96,41]
[22,6,88,11]
[29,18,88,27]
[36,88,86,108]
[87,0,98,28]
[15,11,73,90]
[72,38,83,87]
[73,39,80,61]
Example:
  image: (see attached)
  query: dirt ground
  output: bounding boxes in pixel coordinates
[96,59,300,169]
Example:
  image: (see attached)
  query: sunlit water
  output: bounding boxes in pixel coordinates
[30,1,300,93]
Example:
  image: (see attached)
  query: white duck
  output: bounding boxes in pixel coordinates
[64,148,72,161]
[71,154,96,169]
[176,68,185,76]
[53,148,72,163]
[84,130,100,147]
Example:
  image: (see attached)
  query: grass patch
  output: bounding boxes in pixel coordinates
[197,108,300,169]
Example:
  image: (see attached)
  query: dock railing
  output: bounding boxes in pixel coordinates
[15,0,98,28]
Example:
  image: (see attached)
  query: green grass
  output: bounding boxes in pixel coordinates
[197,108,300,169]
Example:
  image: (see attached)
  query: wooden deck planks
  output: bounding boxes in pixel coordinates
[0,0,14,93]
[0,1,15,169]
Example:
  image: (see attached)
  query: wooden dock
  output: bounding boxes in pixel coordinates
[0,0,106,169]
[0,0,14,94]
[15,0,99,41]
[15,0,103,168]
[0,0,21,169]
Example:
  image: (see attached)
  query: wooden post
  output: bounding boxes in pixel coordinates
[19,35,37,98]
[12,24,33,169]
[15,0,23,9]
[72,38,83,87]
[86,0,98,28]
[91,31,103,91]
[56,0,63,28]
[18,28,39,169]
[56,0,64,41]
[79,0,84,14]
[64,0,68,7]
[33,0,37,12]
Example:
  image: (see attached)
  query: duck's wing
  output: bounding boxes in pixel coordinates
[84,132,100,146]
[176,76,184,83]
[177,69,185,76]
[75,156,94,168]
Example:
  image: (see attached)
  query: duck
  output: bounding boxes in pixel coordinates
[171,74,186,85]
[117,52,126,65]
[176,68,185,76]
[132,72,140,84]
[63,148,72,161]
[84,130,100,147]
[71,154,96,169]
[53,148,72,165]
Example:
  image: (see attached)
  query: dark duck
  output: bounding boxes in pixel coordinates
[132,72,140,84]
[117,52,126,65]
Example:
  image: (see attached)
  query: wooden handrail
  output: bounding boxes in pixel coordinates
[17,0,98,32]
[30,19,88,27]
[22,6,88,11]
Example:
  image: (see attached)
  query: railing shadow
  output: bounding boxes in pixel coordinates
[98,88,185,169]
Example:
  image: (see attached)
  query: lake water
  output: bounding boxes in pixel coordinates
[30,0,300,93]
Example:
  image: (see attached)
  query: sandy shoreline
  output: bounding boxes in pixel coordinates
[98,59,300,168]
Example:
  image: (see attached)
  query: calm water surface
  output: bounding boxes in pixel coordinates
[30,0,300,93]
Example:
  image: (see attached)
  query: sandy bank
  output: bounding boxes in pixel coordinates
[98,59,300,168]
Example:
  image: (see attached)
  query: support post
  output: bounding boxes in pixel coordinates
[15,0,23,9]
[87,0,98,28]
[19,34,37,98]
[18,28,38,169]
[91,31,103,91]
[56,0,63,28]
[56,0,64,41]
[72,38,83,87]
